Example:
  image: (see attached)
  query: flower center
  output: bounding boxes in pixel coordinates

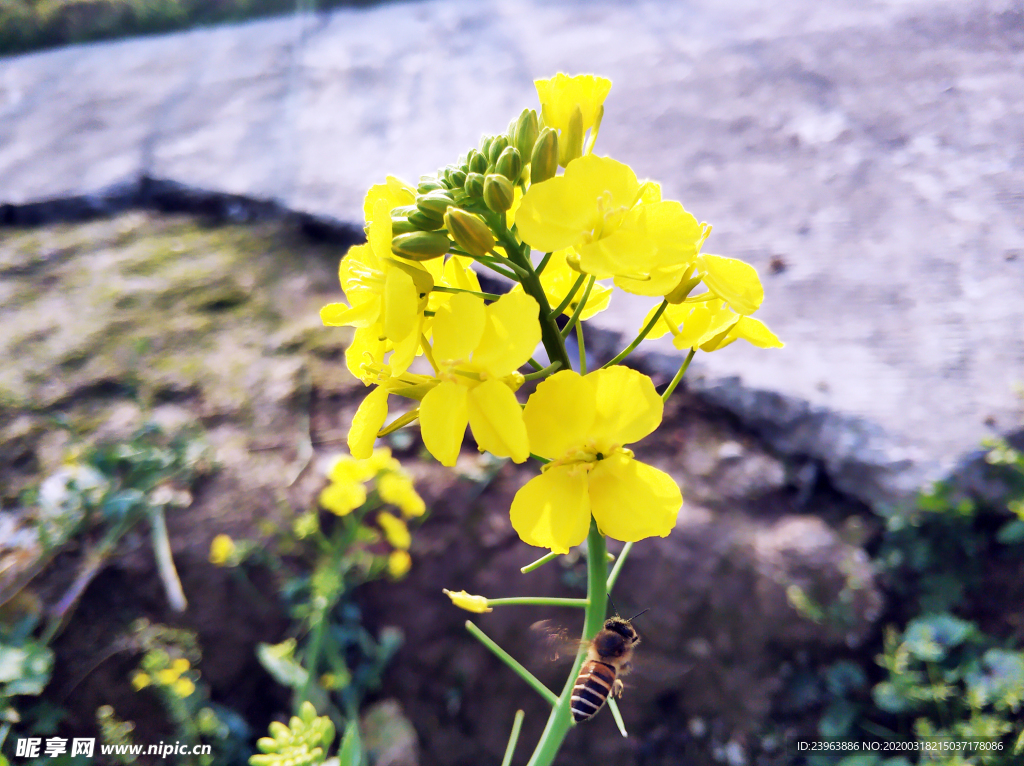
[580,191,629,244]
[543,442,633,475]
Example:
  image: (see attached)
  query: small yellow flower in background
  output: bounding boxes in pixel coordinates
[418,291,541,467]
[319,481,367,516]
[388,550,412,578]
[366,446,401,474]
[209,534,236,566]
[170,658,190,675]
[510,367,682,554]
[535,73,612,164]
[172,678,196,698]
[377,512,411,550]
[293,512,320,539]
[442,589,492,613]
[377,471,425,517]
[131,672,151,691]
[157,667,181,686]
[327,453,378,485]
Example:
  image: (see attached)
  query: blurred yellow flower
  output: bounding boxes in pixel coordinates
[377,512,411,550]
[442,589,492,613]
[172,678,196,698]
[319,481,367,516]
[377,471,426,517]
[388,550,412,578]
[131,672,151,691]
[208,534,236,566]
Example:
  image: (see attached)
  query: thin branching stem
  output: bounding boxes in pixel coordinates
[524,361,562,381]
[608,697,628,737]
[601,299,668,368]
[560,276,595,339]
[549,273,586,319]
[465,621,559,707]
[521,551,560,574]
[576,321,587,375]
[432,285,502,301]
[662,347,696,402]
[606,541,633,592]
[486,597,589,608]
[535,252,554,275]
[501,710,526,766]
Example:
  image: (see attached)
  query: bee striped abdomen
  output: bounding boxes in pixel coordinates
[571,660,616,722]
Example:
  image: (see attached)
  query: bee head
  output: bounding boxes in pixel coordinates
[603,617,639,644]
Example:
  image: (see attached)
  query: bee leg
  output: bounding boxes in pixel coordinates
[612,679,624,698]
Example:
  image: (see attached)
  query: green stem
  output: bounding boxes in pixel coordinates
[465,621,559,707]
[606,542,633,592]
[607,698,628,737]
[549,273,586,319]
[576,321,587,375]
[535,252,554,275]
[662,348,696,402]
[466,253,519,281]
[524,361,562,381]
[300,603,328,710]
[521,551,560,574]
[432,285,502,301]
[486,597,589,608]
[526,520,608,766]
[560,276,595,339]
[602,300,668,368]
[495,226,572,372]
[527,357,544,372]
[501,710,526,766]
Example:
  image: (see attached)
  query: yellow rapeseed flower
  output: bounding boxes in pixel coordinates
[319,481,367,516]
[535,73,612,164]
[377,471,426,517]
[388,550,412,578]
[510,367,682,553]
[377,512,411,550]
[131,672,151,691]
[156,668,181,686]
[640,297,783,352]
[515,155,705,296]
[208,535,236,566]
[442,589,492,613]
[172,678,196,698]
[418,291,540,466]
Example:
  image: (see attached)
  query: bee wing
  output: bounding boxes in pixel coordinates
[529,620,588,663]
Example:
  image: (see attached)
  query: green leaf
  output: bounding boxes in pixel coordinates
[903,614,974,661]
[336,721,363,766]
[825,661,868,697]
[996,519,1024,544]
[818,698,859,739]
[873,682,915,714]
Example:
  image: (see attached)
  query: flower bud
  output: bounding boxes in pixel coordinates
[416,191,455,217]
[442,589,492,613]
[483,174,515,213]
[494,146,522,182]
[418,178,444,194]
[487,135,508,166]
[531,128,558,183]
[390,217,419,235]
[514,108,540,159]
[469,150,488,175]
[464,172,485,198]
[559,105,584,167]
[565,251,583,272]
[444,207,495,257]
[479,135,493,156]
[446,168,467,188]
[407,209,444,231]
[391,231,451,261]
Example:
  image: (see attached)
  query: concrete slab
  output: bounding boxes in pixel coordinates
[1,0,1022,503]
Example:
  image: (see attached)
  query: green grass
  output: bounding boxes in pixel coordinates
[0,0,385,56]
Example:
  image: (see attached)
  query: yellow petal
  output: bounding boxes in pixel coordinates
[467,379,529,463]
[320,299,379,328]
[589,453,680,542]
[419,381,469,467]
[587,367,663,448]
[535,73,611,134]
[348,386,390,459]
[522,369,596,459]
[382,268,418,346]
[368,198,394,261]
[701,315,784,352]
[363,177,415,222]
[509,465,592,554]
[320,481,367,516]
[345,325,387,383]
[696,254,764,315]
[673,301,739,350]
[432,292,486,363]
[471,292,541,378]
[388,550,412,578]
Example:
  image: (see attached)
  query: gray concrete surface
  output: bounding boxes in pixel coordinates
[1,0,1022,503]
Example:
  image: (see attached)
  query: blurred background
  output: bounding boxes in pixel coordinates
[1,1,1022,764]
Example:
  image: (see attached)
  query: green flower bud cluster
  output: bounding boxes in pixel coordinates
[250,701,335,766]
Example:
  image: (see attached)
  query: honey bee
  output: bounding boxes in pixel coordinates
[570,612,644,722]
